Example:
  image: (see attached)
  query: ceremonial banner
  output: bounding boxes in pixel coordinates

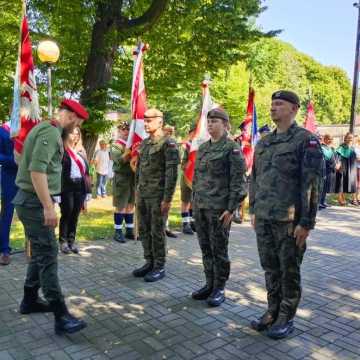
[303,101,317,134]
[126,43,148,157]
[10,12,41,157]
[184,80,214,188]
[241,87,259,171]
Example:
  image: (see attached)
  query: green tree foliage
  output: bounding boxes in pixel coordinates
[211,38,351,132]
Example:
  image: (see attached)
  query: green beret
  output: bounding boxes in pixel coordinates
[272,90,300,107]
[207,108,229,122]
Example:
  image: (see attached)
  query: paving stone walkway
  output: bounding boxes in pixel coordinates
[1,206,360,360]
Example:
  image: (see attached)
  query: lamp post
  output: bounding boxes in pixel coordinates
[37,40,60,119]
[350,1,360,133]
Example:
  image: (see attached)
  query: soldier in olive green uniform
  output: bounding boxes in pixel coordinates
[13,99,88,335]
[192,108,247,307]
[249,91,324,339]
[133,108,179,282]
[111,121,135,243]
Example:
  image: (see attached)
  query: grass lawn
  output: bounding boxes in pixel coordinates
[10,185,184,251]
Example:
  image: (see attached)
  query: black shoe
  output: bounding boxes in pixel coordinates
[165,229,178,238]
[266,316,294,339]
[68,244,79,254]
[207,288,225,307]
[190,221,197,232]
[319,204,326,210]
[191,285,213,300]
[114,229,126,243]
[323,203,331,208]
[144,268,165,282]
[19,287,52,314]
[60,243,71,254]
[132,262,153,277]
[125,228,135,240]
[52,301,87,335]
[250,311,276,332]
[182,223,194,235]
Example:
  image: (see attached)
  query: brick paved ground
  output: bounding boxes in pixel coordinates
[1,206,360,360]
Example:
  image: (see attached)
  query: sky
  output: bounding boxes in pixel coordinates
[257,0,358,81]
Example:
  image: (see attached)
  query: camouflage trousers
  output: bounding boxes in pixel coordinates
[15,199,63,303]
[255,219,306,320]
[193,208,230,289]
[137,196,166,268]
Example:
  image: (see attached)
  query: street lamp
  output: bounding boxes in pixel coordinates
[37,40,60,119]
[350,1,360,133]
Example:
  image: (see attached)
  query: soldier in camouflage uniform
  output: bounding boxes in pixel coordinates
[192,108,247,307]
[132,108,179,282]
[13,99,88,335]
[111,121,135,243]
[249,90,324,339]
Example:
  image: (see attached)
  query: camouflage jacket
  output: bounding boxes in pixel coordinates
[193,134,247,212]
[136,135,180,202]
[110,139,133,179]
[249,122,324,229]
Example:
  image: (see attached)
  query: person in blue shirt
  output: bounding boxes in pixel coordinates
[0,121,18,265]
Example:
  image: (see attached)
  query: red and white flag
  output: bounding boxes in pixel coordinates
[303,101,317,134]
[126,43,148,156]
[184,80,216,188]
[10,12,41,157]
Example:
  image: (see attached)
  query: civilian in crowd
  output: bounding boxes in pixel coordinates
[355,135,360,204]
[335,133,357,206]
[59,127,92,254]
[93,140,110,198]
[319,134,337,209]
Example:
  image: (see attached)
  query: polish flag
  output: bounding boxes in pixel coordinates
[126,43,148,156]
[184,80,216,188]
[10,13,41,158]
[303,101,317,134]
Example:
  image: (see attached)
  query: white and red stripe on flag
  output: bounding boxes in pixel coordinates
[184,80,216,188]
[10,13,41,156]
[303,101,318,134]
[126,43,148,155]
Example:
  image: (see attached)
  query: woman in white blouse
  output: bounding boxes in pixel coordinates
[59,127,91,254]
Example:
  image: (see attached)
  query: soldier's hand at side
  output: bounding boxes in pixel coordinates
[250,214,256,228]
[43,206,58,228]
[294,225,309,249]
[161,201,171,216]
[219,210,233,227]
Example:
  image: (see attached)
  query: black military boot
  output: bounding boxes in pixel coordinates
[125,228,135,240]
[132,262,153,277]
[250,311,276,332]
[113,229,126,243]
[20,286,52,314]
[165,229,178,238]
[51,300,87,335]
[144,267,165,282]
[191,285,213,300]
[182,223,194,235]
[266,315,294,339]
[207,288,225,307]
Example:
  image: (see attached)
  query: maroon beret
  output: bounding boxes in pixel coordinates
[60,99,89,120]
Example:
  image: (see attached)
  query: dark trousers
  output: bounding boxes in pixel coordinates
[0,171,17,254]
[137,196,166,268]
[320,177,327,205]
[59,188,84,245]
[255,219,306,320]
[194,208,230,289]
[16,204,63,303]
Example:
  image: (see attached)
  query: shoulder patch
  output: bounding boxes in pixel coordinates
[232,148,241,155]
[168,142,177,148]
[308,139,319,148]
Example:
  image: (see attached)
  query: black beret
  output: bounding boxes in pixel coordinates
[117,121,130,130]
[207,108,229,122]
[272,90,300,106]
